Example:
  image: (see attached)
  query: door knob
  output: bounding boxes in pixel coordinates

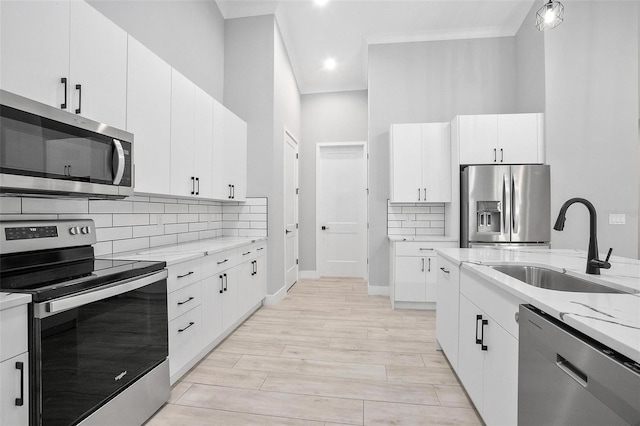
[321,226,329,230]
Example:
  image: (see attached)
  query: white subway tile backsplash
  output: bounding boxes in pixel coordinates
[250,205,267,214]
[188,222,208,232]
[388,213,414,221]
[177,232,199,243]
[94,241,113,256]
[389,228,416,235]
[239,213,266,221]
[165,204,189,214]
[387,201,445,237]
[242,198,266,206]
[59,214,113,228]
[0,197,21,214]
[132,225,165,238]
[96,226,133,242]
[198,230,217,240]
[149,196,177,204]
[89,200,132,214]
[177,213,199,223]
[165,223,189,234]
[250,222,267,229]
[150,234,177,247]
[127,195,150,202]
[223,213,239,221]
[388,221,402,228]
[113,237,149,254]
[416,228,446,235]
[23,198,88,214]
[188,204,208,214]
[208,205,223,214]
[133,202,165,214]
[112,214,150,227]
[430,206,445,213]
[0,214,58,221]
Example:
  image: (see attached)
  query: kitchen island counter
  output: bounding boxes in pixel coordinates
[437,247,640,363]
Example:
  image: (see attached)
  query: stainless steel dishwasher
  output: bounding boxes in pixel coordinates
[518,305,640,426]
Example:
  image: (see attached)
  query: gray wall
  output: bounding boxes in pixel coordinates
[515,1,546,113]
[367,38,518,288]
[224,15,301,295]
[89,0,225,101]
[299,90,369,272]
[543,1,639,258]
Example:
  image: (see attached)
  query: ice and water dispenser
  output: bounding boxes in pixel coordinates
[476,201,501,234]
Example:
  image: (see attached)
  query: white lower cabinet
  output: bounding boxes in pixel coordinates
[435,255,460,371]
[454,268,522,426]
[167,241,267,383]
[390,241,458,308]
[0,304,29,426]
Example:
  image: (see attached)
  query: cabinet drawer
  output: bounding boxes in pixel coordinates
[167,258,202,293]
[238,240,267,263]
[169,306,202,376]
[0,305,28,362]
[168,281,202,321]
[202,249,238,278]
[395,241,458,257]
[460,268,524,339]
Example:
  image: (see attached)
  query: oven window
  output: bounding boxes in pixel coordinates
[0,105,116,184]
[38,280,168,426]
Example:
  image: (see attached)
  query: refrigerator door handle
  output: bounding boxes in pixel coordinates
[512,175,518,234]
[502,174,507,233]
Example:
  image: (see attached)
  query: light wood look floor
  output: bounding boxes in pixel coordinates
[147,278,481,426]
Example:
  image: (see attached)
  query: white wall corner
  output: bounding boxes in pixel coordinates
[263,284,287,305]
[367,285,389,296]
[299,270,319,279]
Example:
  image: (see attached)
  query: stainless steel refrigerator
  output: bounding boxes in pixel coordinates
[461,165,550,247]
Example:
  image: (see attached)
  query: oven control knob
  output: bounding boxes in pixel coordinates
[81,226,91,234]
[69,227,79,235]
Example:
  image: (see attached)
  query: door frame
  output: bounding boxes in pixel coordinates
[284,128,299,290]
[315,142,368,280]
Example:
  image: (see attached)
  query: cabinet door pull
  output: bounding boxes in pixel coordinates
[500,148,504,163]
[243,251,252,256]
[419,248,434,251]
[423,188,426,200]
[15,361,24,406]
[217,259,228,265]
[223,273,227,291]
[196,177,200,195]
[219,275,224,293]
[421,258,425,272]
[440,267,450,274]
[428,258,431,272]
[418,188,421,201]
[475,315,483,344]
[177,271,194,279]
[228,184,232,199]
[481,319,488,351]
[191,177,195,195]
[177,296,195,306]
[493,148,497,162]
[178,322,195,333]
[61,77,67,109]
[232,185,235,199]
[75,84,82,114]
[253,260,257,275]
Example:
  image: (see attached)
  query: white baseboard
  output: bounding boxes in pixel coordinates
[263,285,287,305]
[300,270,319,279]
[368,285,389,296]
[393,301,436,310]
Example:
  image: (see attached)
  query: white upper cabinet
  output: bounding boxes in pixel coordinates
[390,122,451,203]
[0,0,70,109]
[69,1,127,129]
[170,70,196,197]
[126,36,172,195]
[193,86,214,199]
[212,101,247,201]
[457,113,544,165]
[0,1,127,129]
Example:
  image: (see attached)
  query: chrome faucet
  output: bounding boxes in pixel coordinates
[553,198,612,275]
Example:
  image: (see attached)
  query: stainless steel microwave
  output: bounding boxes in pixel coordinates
[0,90,133,199]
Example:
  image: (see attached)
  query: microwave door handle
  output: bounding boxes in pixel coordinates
[112,139,126,185]
[41,270,168,317]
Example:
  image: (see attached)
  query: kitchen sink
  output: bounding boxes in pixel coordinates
[488,265,624,294]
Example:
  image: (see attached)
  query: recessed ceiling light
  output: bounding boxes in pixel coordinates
[314,0,329,6]
[324,58,336,70]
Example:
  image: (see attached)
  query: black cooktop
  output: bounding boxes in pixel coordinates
[0,253,165,302]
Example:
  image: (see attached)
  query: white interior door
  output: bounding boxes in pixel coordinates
[317,143,367,278]
[284,131,299,290]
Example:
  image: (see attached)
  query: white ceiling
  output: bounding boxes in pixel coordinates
[216,0,536,94]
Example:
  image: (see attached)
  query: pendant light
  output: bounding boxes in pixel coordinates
[536,0,564,31]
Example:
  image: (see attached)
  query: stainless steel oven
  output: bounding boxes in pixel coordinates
[0,220,169,426]
[0,90,133,199]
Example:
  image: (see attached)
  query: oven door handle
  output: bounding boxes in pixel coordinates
[40,270,168,316]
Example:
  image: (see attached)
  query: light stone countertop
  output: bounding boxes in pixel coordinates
[106,236,267,266]
[437,247,640,363]
[0,292,31,311]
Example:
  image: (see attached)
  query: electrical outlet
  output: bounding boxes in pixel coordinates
[608,213,626,225]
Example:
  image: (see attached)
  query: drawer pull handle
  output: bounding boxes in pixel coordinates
[178,322,195,333]
[257,247,264,251]
[217,259,229,265]
[243,251,252,256]
[440,267,450,274]
[177,271,194,279]
[419,248,434,251]
[15,361,24,406]
[177,296,195,306]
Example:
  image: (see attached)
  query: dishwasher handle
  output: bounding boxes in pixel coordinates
[557,354,588,388]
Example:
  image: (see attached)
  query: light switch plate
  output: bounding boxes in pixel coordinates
[608,213,626,225]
